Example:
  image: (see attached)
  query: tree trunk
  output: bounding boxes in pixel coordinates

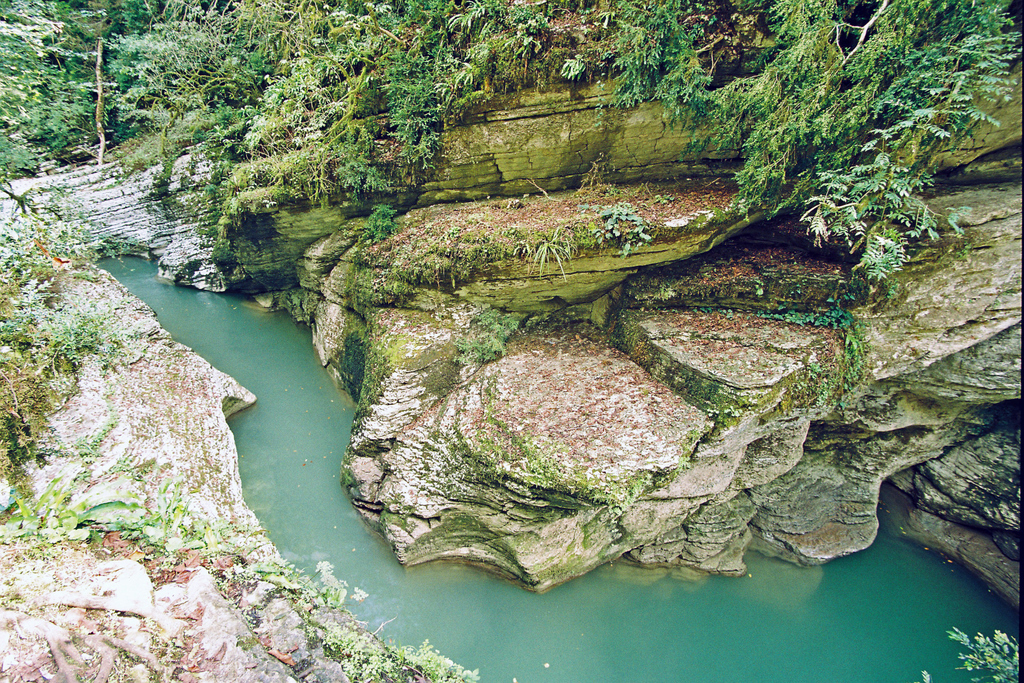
[95,37,106,165]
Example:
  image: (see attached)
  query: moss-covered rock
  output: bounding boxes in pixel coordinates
[343,322,714,590]
[852,183,1021,382]
[333,178,1019,601]
[613,309,846,422]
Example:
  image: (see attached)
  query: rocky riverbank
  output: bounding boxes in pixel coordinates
[27,151,1021,609]
[0,268,474,682]
[16,71,1020,608]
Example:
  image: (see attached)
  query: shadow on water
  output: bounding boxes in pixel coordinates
[102,257,1018,683]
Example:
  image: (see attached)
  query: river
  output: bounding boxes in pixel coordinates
[103,257,1018,683]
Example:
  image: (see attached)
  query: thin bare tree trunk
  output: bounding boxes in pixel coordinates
[95,37,106,164]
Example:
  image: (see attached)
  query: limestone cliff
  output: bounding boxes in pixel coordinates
[326,182,1019,602]
[38,79,1021,607]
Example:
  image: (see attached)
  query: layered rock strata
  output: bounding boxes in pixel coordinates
[336,183,1020,599]
[13,156,225,290]
[33,80,1021,604]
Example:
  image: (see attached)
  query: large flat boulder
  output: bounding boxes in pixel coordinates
[344,321,713,591]
[614,309,848,420]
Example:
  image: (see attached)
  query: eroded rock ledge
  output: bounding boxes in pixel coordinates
[38,140,1021,606]
[327,182,1020,602]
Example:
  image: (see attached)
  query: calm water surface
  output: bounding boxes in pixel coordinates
[103,258,1018,683]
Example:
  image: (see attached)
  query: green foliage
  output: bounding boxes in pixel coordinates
[517,225,578,279]
[314,560,369,609]
[322,625,480,683]
[917,630,1019,683]
[43,304,125,369]
[607,0,717,116]
[196,0,577,209]
[801,128,972,279]
[0,471,143,543]
[632,0,1019,279]
[581,201,653,257]
[110,6,267,141]
[0,469,235,553]
[4,0,1016,282]
[455,308,519,364]
[561,56,587,80]
[755,305,855,329]
[385,51,444,164]
[361,204,399,244]
[126,476,209,552]
[0,204,129,473]
[949,629,1019,683]
[93,234,147,258]
[0,0,97,176]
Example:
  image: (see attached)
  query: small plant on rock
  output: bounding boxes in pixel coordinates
[519,225,577,280]
[581,202,653,257]
[361,204,400,244]
[0,472,143,543]
[455,308,519,364]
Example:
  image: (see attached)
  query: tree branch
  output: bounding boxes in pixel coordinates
[841,0,890,67]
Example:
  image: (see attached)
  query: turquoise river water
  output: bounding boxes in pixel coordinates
[103,258,1018,683]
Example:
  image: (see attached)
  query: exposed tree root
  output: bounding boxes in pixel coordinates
[46,560,185,637]
[83,633,162,683]
[0,609,164,683]
[48,588,185,638]
[1,609,84,683]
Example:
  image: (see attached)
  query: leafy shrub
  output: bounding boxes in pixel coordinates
[110,4,266,137]
[949,629,1019,683]
[0,0,96,173]
[455,308,520,364]
[41,305,124,370]
[362,204,399,244]
[609,0,717,115]
[581,202,653,257]
[917,629,1018,683]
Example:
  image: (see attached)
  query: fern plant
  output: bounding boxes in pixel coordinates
[610,0,1019,279]
[361,204,399,244]
[455,308,519,364]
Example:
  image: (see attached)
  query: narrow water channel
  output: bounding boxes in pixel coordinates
[103,257,1018,683]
